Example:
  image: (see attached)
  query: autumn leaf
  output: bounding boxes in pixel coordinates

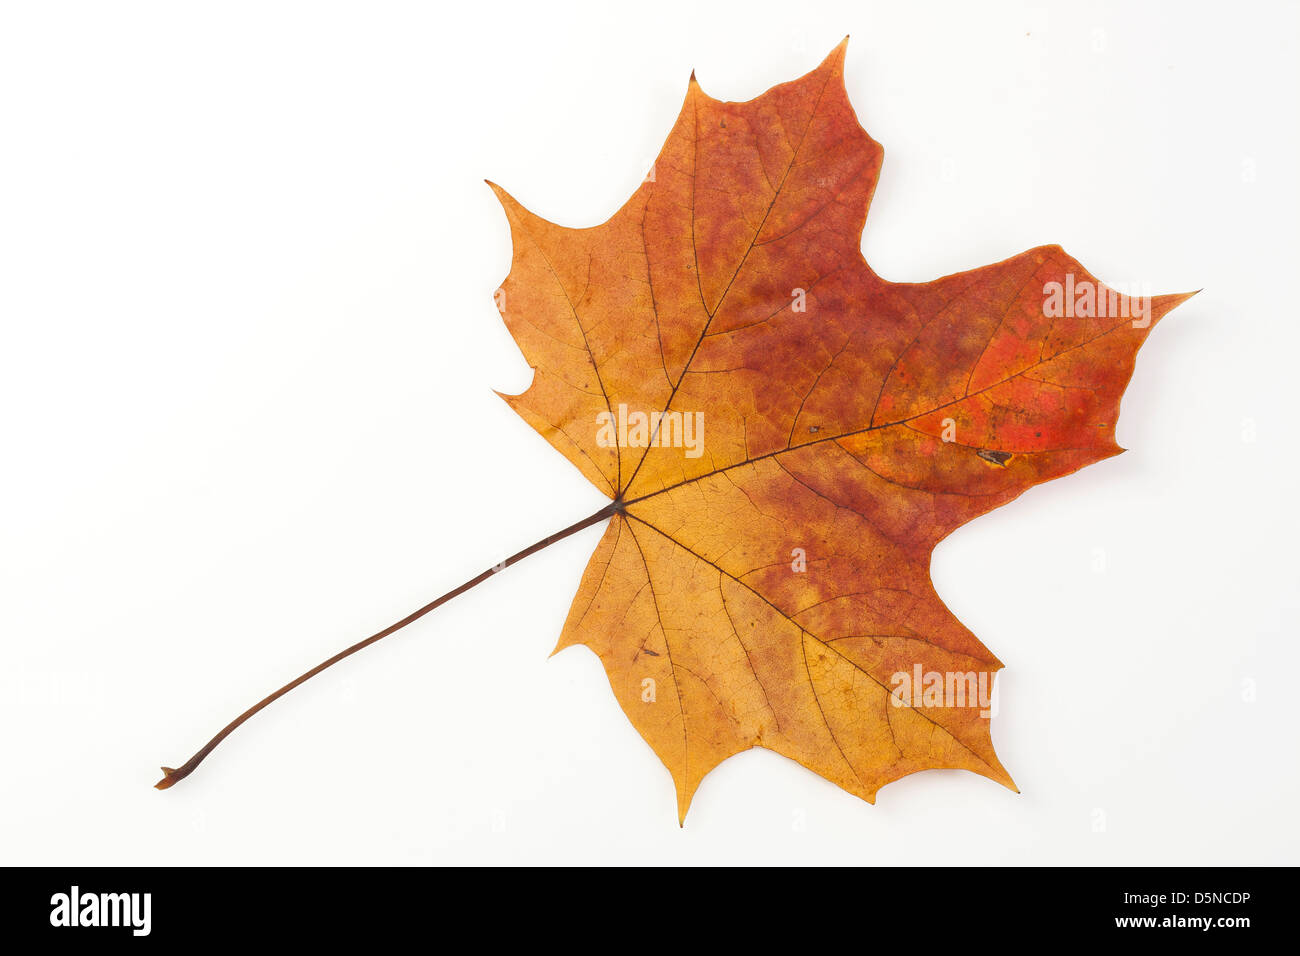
[157,40,1190,819]
[487,39,1192,822]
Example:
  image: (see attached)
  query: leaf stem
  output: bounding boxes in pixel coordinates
[155,499,622,790]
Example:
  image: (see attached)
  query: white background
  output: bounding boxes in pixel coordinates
[2,0,1297,865]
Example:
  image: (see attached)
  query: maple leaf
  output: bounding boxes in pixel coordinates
[155,40,1191,817]
[487,39,1192,821]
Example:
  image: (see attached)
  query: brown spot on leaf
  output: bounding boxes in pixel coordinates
[977,449,1013,467]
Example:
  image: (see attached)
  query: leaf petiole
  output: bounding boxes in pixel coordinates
[154,499,622,790]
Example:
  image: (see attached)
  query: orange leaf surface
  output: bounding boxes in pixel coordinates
[490,40,1191,821]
